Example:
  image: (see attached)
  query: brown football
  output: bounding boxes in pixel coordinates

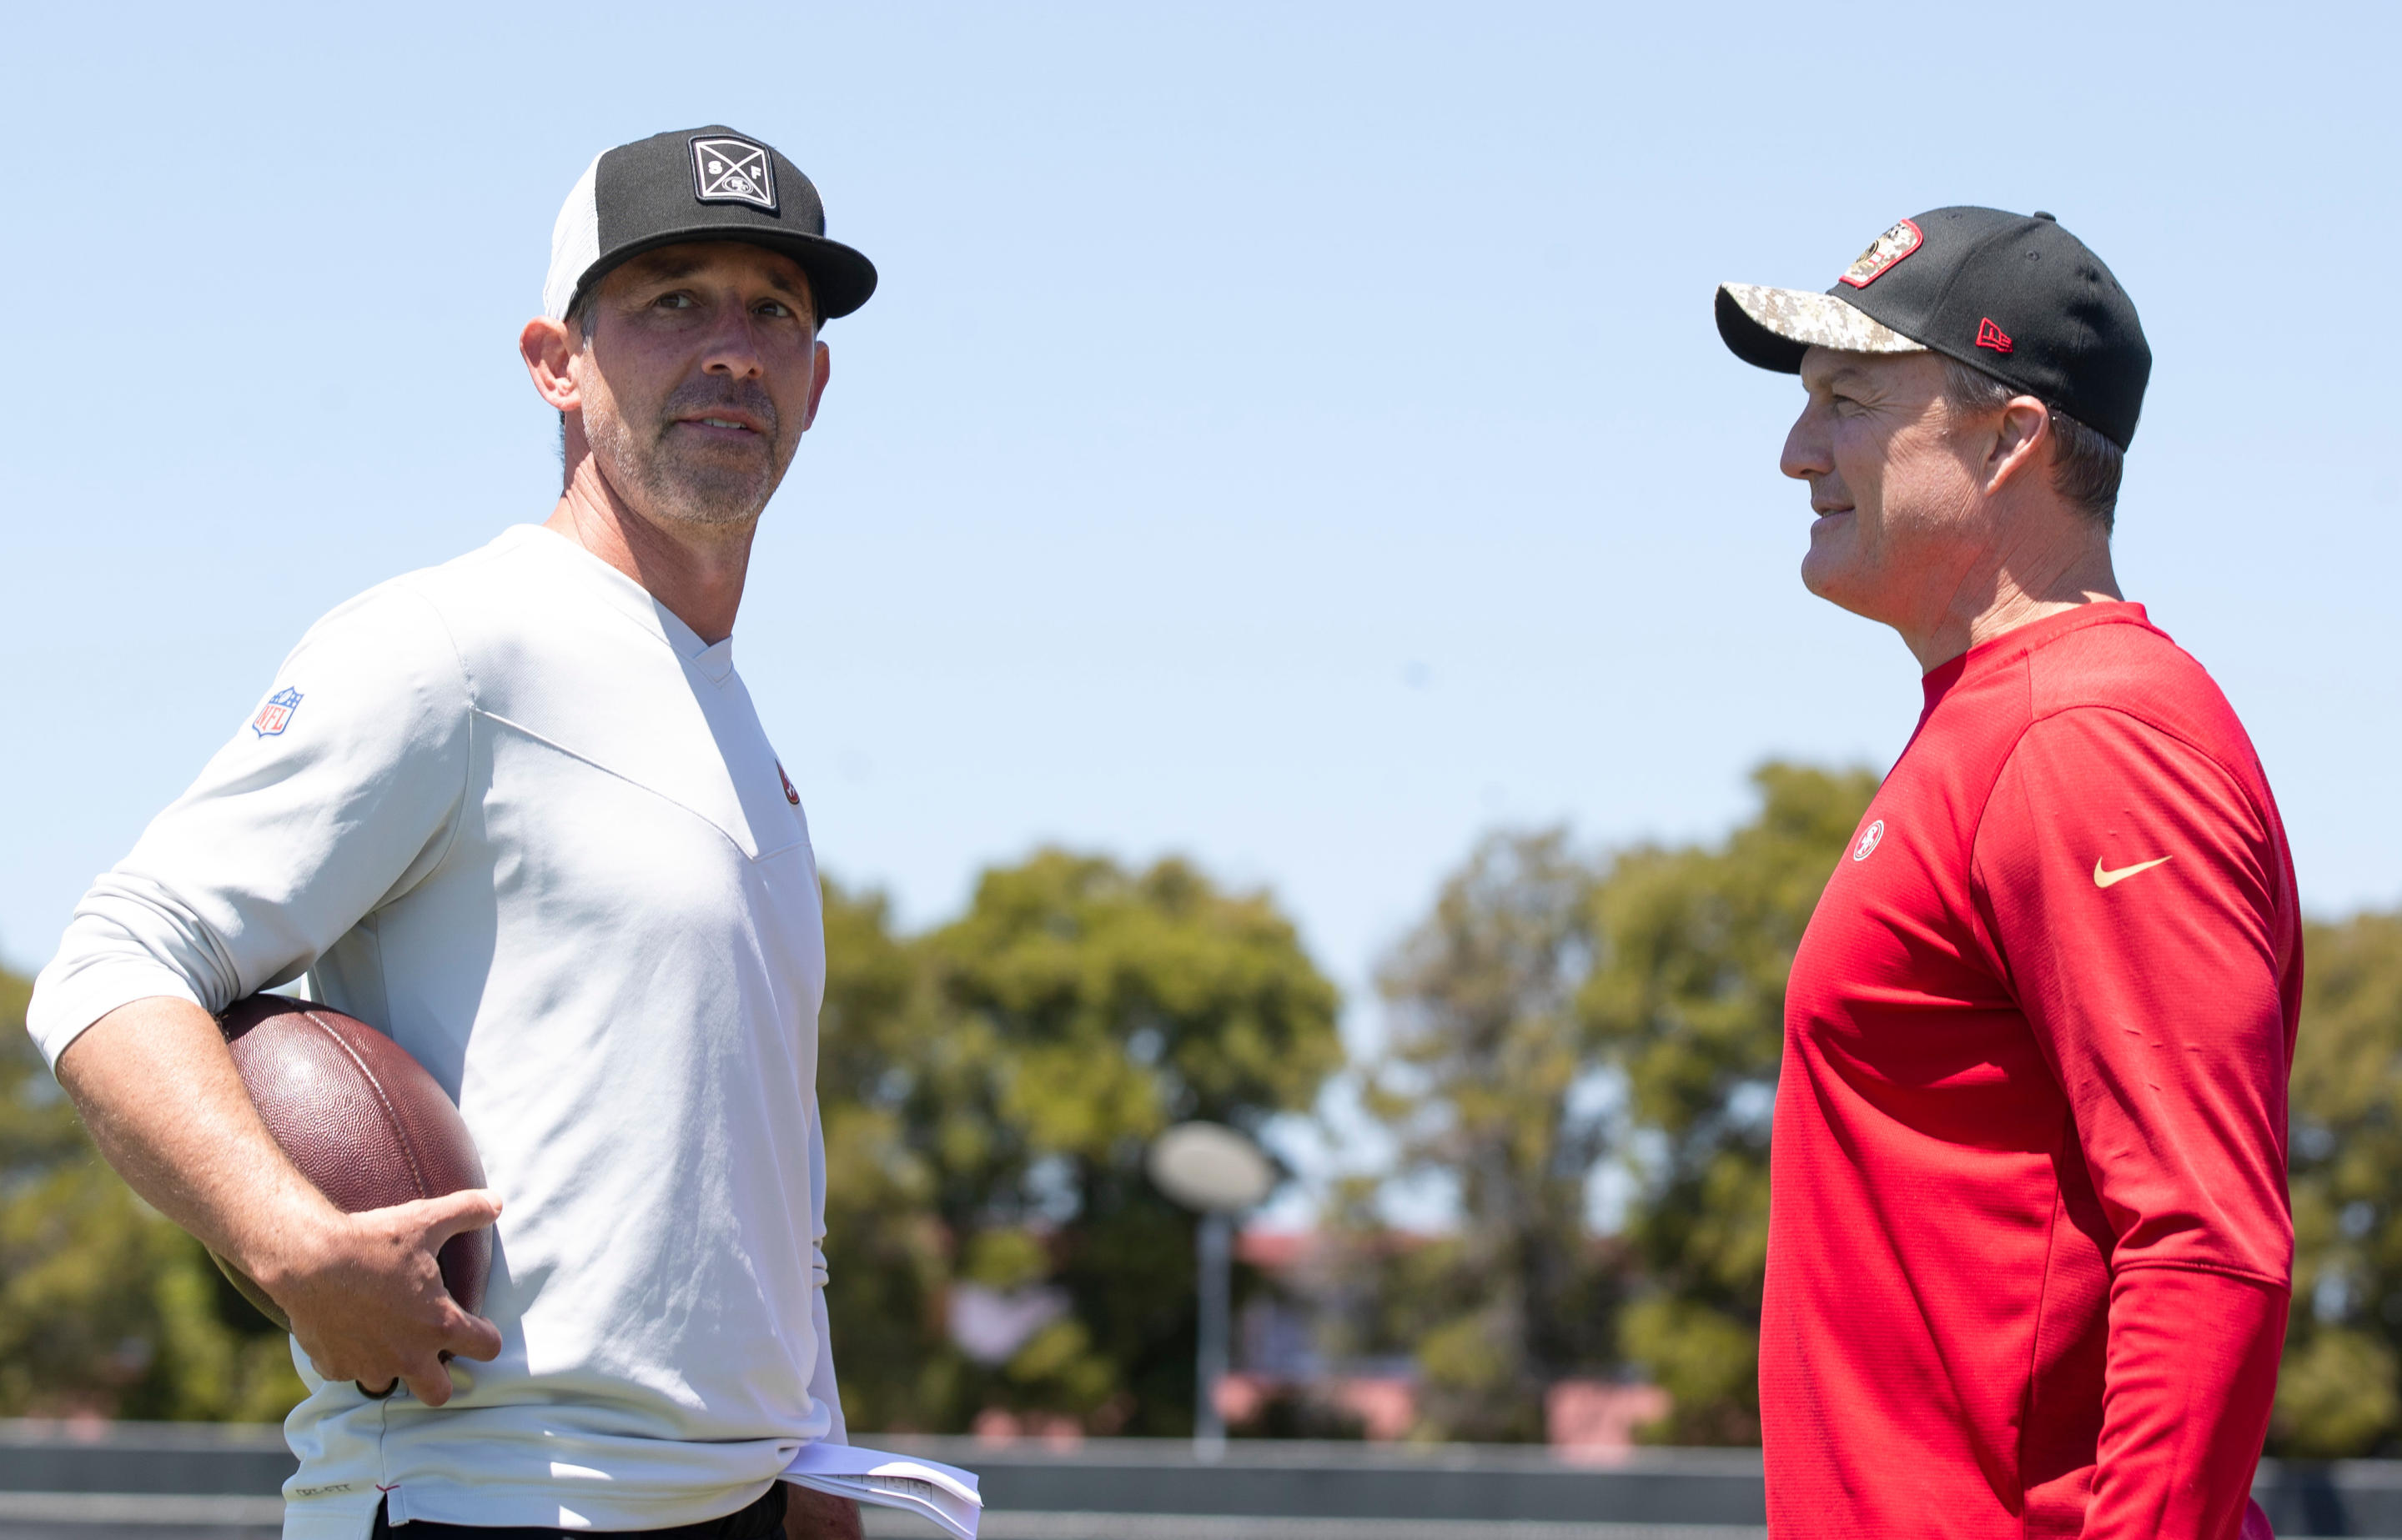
[209,996,491,1334]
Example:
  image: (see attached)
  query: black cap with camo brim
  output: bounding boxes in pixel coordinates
[1716,283,1927,373]
[1715,207,2151,450]
[543,124,877,324]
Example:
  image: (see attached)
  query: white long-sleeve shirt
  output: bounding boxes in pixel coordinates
[28,524,845,1537]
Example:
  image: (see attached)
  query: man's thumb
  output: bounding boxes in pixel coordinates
[420,1186,503,1239]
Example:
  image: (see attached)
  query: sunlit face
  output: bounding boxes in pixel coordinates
[1780,349,1992,631]
[570,241,828,529]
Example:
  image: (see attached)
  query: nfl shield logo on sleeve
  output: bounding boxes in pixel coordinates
[691,137,777,211]
[251,687,302,738]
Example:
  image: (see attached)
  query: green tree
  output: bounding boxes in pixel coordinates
[817,852,1342,1435]
[1369,829,1621,1441]
[2275,910,2402,1457]
[929,852,1342,1433]
[1580,763,1876,1444]
[817,880,962,1432]
[0,965,303,1421]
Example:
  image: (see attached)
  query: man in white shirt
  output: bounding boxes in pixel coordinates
[28,126,875,1539]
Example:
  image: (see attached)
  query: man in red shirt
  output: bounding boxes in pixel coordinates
[1716,209,2298,1538]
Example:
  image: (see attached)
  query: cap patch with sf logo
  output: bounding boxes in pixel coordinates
[691,137,777,211]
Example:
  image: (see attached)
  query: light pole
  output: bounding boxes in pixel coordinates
[1146,1121,1274,1463]
[1194,1207,1232,1457]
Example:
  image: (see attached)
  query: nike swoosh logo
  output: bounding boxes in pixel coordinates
[2093,855,2173,889]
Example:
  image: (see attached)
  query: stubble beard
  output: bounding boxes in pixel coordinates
[585,379,791,532]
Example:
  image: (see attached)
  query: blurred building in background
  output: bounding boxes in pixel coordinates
[1219,1228,1670,1455]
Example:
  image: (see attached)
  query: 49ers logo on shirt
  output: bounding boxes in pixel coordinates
[1852,819,1886,862]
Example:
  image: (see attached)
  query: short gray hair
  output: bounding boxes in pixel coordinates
[1942,359,2124,533]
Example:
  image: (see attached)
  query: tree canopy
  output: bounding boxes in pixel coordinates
[1580,763,1877,1443]
[1365,828,1618,1440]
[1351,764,1872,1442]
[13,787,2402,1455]
[2274,910,2402,1456]
[821,850,1342,1434]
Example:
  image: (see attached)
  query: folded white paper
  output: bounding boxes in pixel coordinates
[781,1441,982,1540]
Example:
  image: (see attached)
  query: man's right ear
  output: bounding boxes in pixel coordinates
[520,318,581,412]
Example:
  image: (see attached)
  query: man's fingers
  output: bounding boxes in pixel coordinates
[443,1307,505,1363]
[401,1355,457,1407]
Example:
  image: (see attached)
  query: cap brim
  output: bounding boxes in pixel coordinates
[1715,283,1924,373]
[568,228,879,323]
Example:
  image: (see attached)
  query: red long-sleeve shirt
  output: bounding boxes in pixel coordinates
[1763,603,2299,1539]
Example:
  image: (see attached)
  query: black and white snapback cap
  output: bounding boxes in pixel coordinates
[543,125,877,324]
[1716,207,2150,449]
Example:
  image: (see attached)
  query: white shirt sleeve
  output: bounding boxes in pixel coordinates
[27,584,473,1066]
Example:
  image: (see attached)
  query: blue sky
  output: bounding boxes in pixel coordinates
[4,1,2395,1071]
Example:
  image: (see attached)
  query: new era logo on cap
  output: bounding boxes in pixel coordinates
[1976,318,2013,354]
[691,137,776,211]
